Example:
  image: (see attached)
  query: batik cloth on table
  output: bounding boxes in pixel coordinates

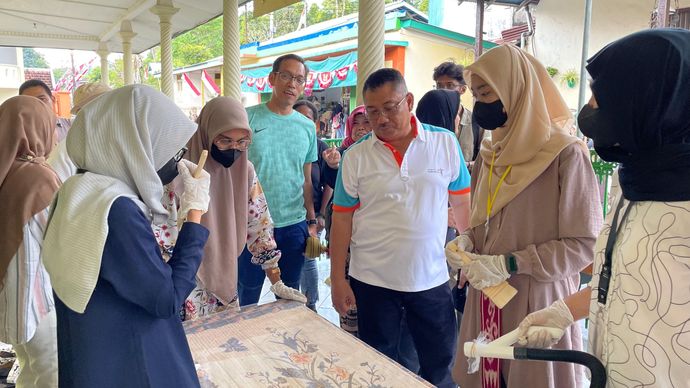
[184,300,432,388]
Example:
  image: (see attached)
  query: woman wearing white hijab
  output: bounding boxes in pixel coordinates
[42,85,211,387]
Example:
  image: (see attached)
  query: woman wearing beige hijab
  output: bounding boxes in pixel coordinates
[445,45,602,388]
[182,97,305,320]
[0,96,60,387]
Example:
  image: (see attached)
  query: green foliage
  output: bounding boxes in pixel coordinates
[102,0,430,73]
[84,58,124,88]
[53,67,68,82]
[546,66,559,78]
[23,48,49,68]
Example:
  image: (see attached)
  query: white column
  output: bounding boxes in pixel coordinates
[223,0,241,99]
[151,0,179,99]
[356,0,385,104]
[119,20,137,85]
[97,42,109,86]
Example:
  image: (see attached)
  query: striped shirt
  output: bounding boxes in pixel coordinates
[0,209,54,344]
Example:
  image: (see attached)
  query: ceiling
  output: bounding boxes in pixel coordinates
[0,0,251,54]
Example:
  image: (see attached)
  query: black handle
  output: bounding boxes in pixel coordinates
[514,348,606,388]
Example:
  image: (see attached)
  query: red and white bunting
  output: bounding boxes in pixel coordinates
[67,57,96,91]
[240,74,246,83]
[246,77,255,87]
[182,73,200,96]
[335,66,349,81]
[255,76,267,91]
[352,61,358,73]
[317,71,334,89]
[201,70,220,96]
[305,71,316,89]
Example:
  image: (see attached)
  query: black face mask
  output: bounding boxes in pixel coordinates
[157,157,179,186]
[473,100,508,130]
[577,104,626,162]
[211,144,242,168]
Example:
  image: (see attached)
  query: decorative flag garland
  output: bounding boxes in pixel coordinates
[183,72,200,96]
[176,59,358,96]
[54,57,96,92]
[240,60,357,93]
[201,70,220,96]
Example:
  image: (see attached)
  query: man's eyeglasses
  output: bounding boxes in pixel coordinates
[365,95,407,120]
[435,82,463,90]
[173,147,188,163]
[214,137,251,151]
[274,71,306,86]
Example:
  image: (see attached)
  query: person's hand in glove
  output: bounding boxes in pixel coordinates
[516,299,574,348]
[444,233,474,271]
[177,159,211,225]
[270,280,307,303]
[458,252,509,290]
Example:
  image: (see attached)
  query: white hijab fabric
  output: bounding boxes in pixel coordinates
[43,85,196,313]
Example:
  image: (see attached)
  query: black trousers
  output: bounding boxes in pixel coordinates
[350,277,457,388]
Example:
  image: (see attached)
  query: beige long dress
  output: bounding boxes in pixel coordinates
[453,143,603,388]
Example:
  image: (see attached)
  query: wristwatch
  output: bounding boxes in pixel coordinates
[307,219,318,225]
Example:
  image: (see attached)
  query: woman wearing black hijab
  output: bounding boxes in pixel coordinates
[516,28,690,387]
[416,89,469,336]
[416,89,461,134]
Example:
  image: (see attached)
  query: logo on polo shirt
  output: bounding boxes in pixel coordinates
[426,168,444,175]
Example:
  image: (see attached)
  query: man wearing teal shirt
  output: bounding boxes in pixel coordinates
[238,54,318,306]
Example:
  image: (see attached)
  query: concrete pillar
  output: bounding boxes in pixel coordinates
[119,20,137,85]
[151,0,179,98]
[356,0,385,104]
[97,42,109,86]
[223,0,242,99]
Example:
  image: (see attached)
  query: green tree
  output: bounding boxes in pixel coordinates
[141,0,428,69]
[84,59,125,88]
[23,48,49,68]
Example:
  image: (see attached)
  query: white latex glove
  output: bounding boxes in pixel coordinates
[177,159,211,224]
[459,252,509,290]
[444,233,474,271]
[270,280,307,304]
[517,299,574,348]
[451,233,474,252]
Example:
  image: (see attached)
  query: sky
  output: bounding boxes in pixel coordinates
[36,0,512,71]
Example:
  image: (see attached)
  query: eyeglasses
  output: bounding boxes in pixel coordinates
[274,71,306,85]
[214,137,251,151]
[435,82,463,90]
[365,95,407,120]
[173,147,188,163]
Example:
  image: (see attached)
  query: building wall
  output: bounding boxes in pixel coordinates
[0,48,23,104]
[0,47,19,65]
[395,29,475,109]
[531,0,656,109]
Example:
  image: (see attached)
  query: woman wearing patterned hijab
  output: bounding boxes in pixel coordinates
[445,44,603,388]
[181,96,305,320]
[0,95,60,387]
[517,28,690,388]
[42,85,211,387]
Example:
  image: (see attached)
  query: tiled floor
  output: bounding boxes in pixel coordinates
[256,254,592,364]
[257,254,340,326]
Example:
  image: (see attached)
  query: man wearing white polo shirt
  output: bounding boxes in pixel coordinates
[330,68,471,387]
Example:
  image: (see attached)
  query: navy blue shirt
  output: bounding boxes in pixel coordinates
[55,197,209,388]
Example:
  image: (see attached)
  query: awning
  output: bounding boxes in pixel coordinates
[0,0,250,54]
[241,51,358,93]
